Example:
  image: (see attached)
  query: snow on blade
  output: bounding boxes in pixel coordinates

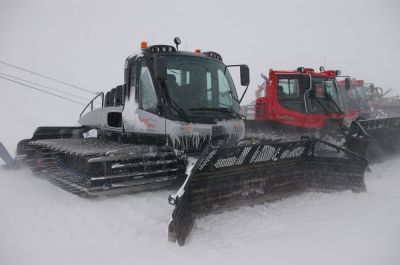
[170,156,198,200]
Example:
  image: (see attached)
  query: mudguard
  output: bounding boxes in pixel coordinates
[168,138,367,246]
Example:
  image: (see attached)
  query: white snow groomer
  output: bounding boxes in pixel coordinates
[2,39,367,245]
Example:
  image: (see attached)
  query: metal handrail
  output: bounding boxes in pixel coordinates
[80,92,104,118]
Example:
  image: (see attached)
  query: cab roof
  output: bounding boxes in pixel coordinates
[269,67,340,78]
[140,44,224,62]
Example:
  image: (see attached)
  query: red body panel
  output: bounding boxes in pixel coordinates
[343,110,359,127]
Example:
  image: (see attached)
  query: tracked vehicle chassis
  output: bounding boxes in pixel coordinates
[25,138,186,196]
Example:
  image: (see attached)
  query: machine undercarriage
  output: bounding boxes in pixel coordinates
[25,138,186,196]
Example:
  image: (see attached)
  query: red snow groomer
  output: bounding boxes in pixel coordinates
[244,67,400,161]
[253,67,344,129]
[245,67,349,143]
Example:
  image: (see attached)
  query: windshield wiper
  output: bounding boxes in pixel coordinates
[309,94,330,115]
[161,82,191,122]
[325,93,343,114]
[190,107,244,119]
[169,98,191,122]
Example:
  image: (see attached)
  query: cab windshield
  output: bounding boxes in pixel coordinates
[161,55,240,116]
[354,85,368,107]
[341,84,368,111]
[306,78,342,113]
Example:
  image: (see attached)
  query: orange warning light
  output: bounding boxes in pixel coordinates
[141,41,148,49]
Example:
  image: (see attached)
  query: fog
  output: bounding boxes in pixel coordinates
[1,0,399,105]
[1,1,400,264]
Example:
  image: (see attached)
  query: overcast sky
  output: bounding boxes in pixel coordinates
[0,0,399,144]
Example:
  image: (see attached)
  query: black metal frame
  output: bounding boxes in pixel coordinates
[345,117,400,159]
[80,92,104,118]
[168,138,368,246]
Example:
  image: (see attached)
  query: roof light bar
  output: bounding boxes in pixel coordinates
[202,51,223,61]
[148,45,176,52]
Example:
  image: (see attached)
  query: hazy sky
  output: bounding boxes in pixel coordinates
[0,0,399,145]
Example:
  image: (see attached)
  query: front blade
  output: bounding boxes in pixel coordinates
[169,138,367,245]
[346,117,400,160]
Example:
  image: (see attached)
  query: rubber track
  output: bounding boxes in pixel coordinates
[25,138,186,197]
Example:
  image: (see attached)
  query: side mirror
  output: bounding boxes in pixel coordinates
[345,78,351,90]
[154,56,167,81]
[240,65,250,86]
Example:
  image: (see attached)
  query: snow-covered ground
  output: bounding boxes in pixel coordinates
[1,157,400,265]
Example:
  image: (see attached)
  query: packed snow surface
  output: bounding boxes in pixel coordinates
[1,158,400,265]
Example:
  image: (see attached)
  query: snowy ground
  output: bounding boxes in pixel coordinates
[1,157,400,265]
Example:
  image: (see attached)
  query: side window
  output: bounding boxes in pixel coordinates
[217,69,233,107]
[277,78,299,98]
[277,76,304,112]
[138,61,158,113]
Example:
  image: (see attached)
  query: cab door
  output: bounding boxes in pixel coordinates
[122,57,166,136]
